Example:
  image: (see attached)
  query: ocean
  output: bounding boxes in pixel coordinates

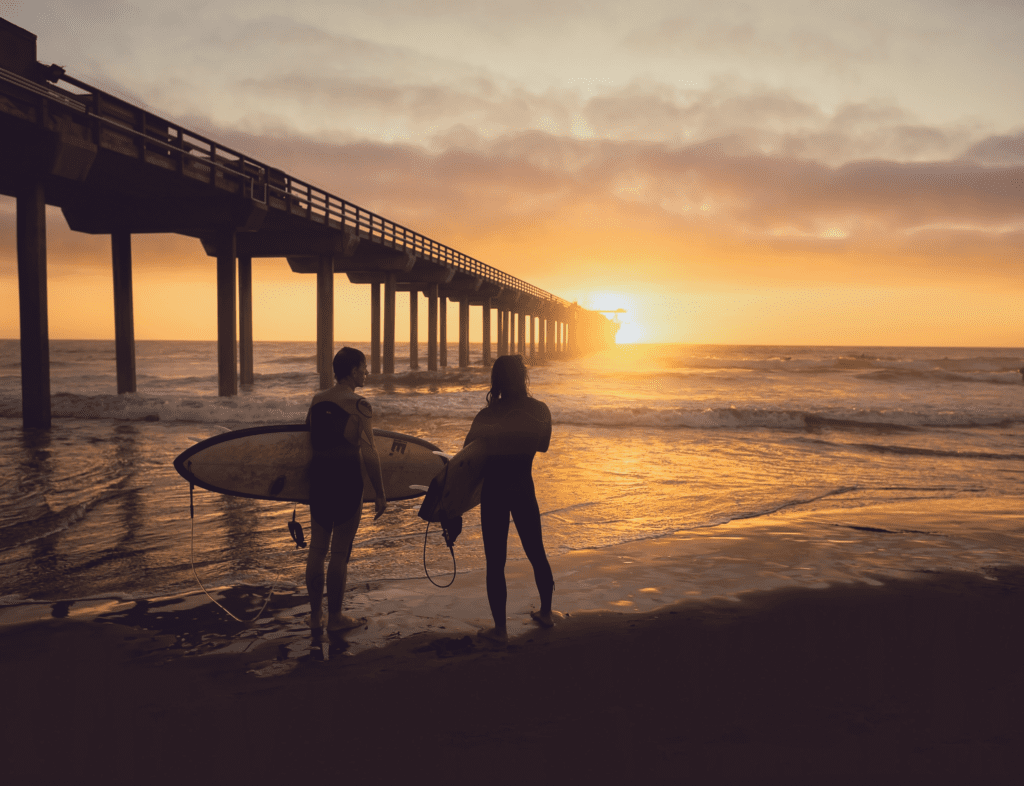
[1,340,1023,613]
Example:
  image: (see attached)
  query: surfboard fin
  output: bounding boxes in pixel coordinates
[288,508,306,549]
[441,516,462,550]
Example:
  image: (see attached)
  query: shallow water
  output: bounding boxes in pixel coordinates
[1,340,1022,605]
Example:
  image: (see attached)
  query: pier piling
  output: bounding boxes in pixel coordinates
[216,230,237,397]
[110,232,136,394]
[238,254,253,387]
[16,180,50,430]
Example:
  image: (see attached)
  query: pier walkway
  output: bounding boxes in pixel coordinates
[0,18,616,428]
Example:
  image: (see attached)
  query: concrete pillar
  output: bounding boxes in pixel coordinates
[409,289,419,370]
[498,310,506,357]
[439,294,448,367]
[427,284,438,372]
[540,317,546,357]
[238,254,253,386]
[370,282,381,374]
[529,314,536,359]
[111,232,136,394]
[383,273,396,374]
[216,230,237,397]
[517,311,526,356]
[316,255,334,389]
[482,299,491,366]
[459,298,470,367]
[17,180,50,429]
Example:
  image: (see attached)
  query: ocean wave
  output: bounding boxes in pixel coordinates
[845,442,1024,462]
[3,389,1021,433]
[857,368,1023,385]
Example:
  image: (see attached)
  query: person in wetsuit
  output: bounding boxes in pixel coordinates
[306,347,387,633]
[464,354,555,645]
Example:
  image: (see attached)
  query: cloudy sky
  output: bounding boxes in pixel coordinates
[1,0,1022,345]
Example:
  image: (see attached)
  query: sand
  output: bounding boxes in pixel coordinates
[3,500,1024,784]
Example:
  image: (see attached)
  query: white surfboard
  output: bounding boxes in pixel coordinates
[417,438,487,522]
[174,426,447,503]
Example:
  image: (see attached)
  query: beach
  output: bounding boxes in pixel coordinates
[3,498,1024,785]
[2,341,1023,782]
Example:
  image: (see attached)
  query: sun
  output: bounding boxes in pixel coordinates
[582,292,645,344]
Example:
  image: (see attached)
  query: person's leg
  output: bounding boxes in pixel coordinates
[305,516,332,629]
[479,481,511,642]
[510,479,555,622]
[324,508,363,630]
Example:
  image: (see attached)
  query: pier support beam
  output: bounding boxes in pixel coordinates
[383,273,396,374]
[216,230,237,397]
[517,311,526,356]
[316,255,334,389]
[459,299,470,367]
[110,232,136,394]
[370,283,381,374]
[482,299,491,366]
[440,295,448,367]
[17,180,50,429]
[238,254,253,386]
[409,290,419,370]
[427,285,438,372]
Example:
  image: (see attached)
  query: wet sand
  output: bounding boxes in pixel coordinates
[3,501,1024,784]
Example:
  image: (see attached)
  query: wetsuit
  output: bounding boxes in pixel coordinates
[305,387,379,614]
[467,396,554,623]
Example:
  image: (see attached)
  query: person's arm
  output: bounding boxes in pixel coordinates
[464,409,491,448]
[533,401,552,453]
[357,403,387,519]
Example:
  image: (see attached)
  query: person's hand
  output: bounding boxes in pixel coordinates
[374,495,387,520]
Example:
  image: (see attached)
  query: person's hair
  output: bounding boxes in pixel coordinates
[487,354,529,406]
[333,347,366,381]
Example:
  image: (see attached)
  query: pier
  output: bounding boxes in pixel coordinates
[0,19,617,429]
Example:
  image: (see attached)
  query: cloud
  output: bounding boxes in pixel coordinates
[960,132,1024,167]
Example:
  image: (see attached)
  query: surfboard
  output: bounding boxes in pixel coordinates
[417,438,487,523]
[174,426,447,503]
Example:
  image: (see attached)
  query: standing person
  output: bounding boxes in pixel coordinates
[306,347,387,634]
[465,354,555,645]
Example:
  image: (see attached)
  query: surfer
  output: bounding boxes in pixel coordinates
[465,354,555,645]
[305,347,387,634]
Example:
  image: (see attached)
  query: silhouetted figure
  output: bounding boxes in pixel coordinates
[465,355,555,645]
[306,347,386,635]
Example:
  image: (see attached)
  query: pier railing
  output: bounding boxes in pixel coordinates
[6,66,570,308]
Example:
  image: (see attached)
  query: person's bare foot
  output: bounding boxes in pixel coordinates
[530,610,560,628]
[309,607,324,631]
[327,614,366,632]
[477,627,508,646]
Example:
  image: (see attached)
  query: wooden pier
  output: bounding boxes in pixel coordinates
[0,18,617,428]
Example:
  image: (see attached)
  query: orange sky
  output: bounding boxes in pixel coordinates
[1,1,1022,347]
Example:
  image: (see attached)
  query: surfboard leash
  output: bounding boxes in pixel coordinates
[188,483,280,624]
[423,519,457,588]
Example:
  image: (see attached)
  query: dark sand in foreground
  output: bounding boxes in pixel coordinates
[3,566,1024,785]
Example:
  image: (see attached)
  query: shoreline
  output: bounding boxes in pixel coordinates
[3,562,1024,783]
[2,495,1020,664]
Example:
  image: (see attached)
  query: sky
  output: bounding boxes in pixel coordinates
[1,0,1022,346]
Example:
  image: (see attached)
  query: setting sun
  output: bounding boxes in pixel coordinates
[579,292,646,344]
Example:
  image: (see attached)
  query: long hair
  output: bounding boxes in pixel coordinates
[487,354,529,407]
[332,347,366,381]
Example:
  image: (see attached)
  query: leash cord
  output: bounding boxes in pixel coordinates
[423,519,456,588]
[189,484,279,624]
